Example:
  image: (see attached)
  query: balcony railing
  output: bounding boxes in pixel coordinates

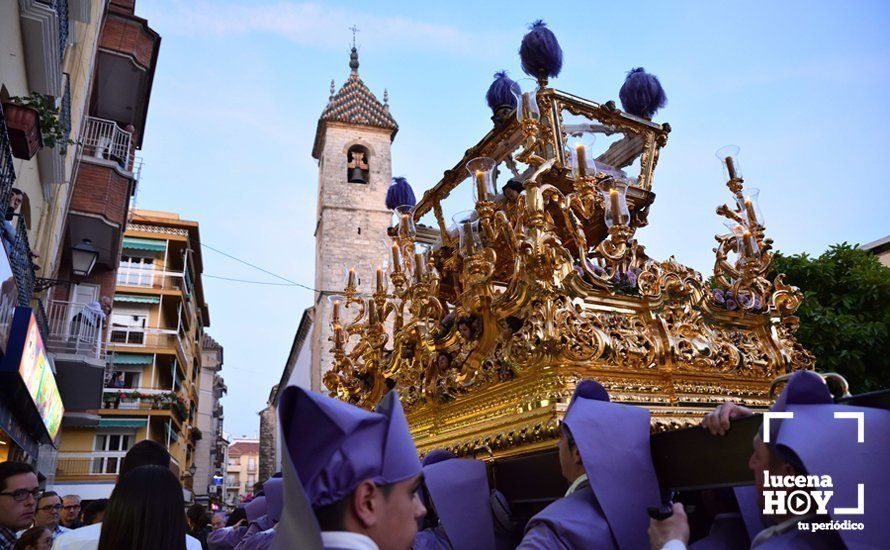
[56,451,127,476]
[0,104,16,208]
[45,300,105,358]
[9,216,37,308]
[81,116,135,172]
[60,75,71,154]
[102,387,188,421]
[117,267,187,291]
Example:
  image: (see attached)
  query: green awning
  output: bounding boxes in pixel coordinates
[122,237,166,252]
[109,353,153,365]
[114,294,160,304]
[98,418,147,428]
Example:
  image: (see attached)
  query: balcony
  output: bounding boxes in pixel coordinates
[56,451,126,479]
[116,266,188,293]
[101,387,188,422]
[107,325,193,370]
[94,8,160,145]
[46,300,106,414]
[81,117,136,173]
[19,0,65,96]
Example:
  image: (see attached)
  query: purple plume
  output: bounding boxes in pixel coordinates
[385,176,416,210]
[619,68,667,119]
[486,71,519,112]
[519,20,563,80]
[711,288,726,304]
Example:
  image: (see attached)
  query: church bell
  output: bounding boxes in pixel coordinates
[348,167,367,183]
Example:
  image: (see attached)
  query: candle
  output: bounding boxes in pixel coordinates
[376,267,384,292]
[609,188,622,225]
[522,93,532,119]
[332,300,340,324]
[744,197,758,225]
[461,221,477,255]
[391,244,401,272]
[725,156,738,180]
[475,170,488,201]
[347,267,356,288]
[414,252,425,282]
[333,324,343,347]
[742,230,756,257]
[400,214,410,235]
[574,143,587,177]
[368,299,379,326]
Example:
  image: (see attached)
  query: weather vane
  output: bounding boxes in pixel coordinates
[349,25,359,49]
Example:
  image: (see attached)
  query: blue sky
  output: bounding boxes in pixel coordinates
[135,1,890,437]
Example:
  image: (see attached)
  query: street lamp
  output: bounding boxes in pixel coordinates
[71,239,98,276]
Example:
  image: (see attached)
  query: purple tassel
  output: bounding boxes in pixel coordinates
[486,71,519,112]
[619,67,667,119]
[519,20,563,80]
[385,176,416,210]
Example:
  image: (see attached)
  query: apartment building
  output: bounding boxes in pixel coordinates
[53,210,210,499]
[193,333,227,507]
[225,439,259,506]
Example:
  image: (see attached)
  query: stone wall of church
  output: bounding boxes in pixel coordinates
[310,123,394,391]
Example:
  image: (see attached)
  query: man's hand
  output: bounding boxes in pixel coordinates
[648,503,689,549]
[701,401,754,436]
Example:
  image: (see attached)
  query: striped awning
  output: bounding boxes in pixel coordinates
[109,353,153,365]
[98,418,147,428]
[122,237,166,252]
[114,294,160,304]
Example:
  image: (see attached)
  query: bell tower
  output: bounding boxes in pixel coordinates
[309,45,398,391]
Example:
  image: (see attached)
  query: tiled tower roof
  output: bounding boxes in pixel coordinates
[312,47,398,159]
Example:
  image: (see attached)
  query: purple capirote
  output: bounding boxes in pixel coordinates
[277,386,421,508]
[563,379,661,548]
[244,496,267,523]
[263,477,283,523]
[420,458,495,550]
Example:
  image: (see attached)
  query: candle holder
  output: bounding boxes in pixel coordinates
[568,137,597,180]
[466,157,497,203]
[715,145,743,193]
[327,294,346,329]
[600,181,631,228]
[453,211,482,257]
[734,188,763,228]
[512,78,541,123]
[393,205,416,238]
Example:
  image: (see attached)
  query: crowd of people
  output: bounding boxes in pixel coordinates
[0,370,885,549]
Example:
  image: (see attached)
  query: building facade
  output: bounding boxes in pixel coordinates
[52,210,210,499]
[225,438,259,506]
[1,0,159,478]
[193,333,226,506]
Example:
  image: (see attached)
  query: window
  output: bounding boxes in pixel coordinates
[109,312,147,344]
[247,457,256,471]
[91,432,134,474]
[118,255,157,287]
[227,474,236,486]
[346,145,370,184]
[247,475,255,488]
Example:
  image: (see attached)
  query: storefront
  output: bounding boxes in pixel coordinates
[0,305,65,467]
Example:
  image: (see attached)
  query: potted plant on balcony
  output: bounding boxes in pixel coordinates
[4,93,74,158]
[191,427,203,442]
[2,100,42,160]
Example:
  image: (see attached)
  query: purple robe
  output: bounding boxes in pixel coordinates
[237,527,275,550]
[208,525,248,550]
[412,526,451,550]
[518,485,615,549]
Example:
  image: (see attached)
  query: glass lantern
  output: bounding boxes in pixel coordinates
[392,205,416,238]
[511,78,541,122]
[734,187,764,227]
[466,157,497,202]
[327,294,346,330]
[343,266,358,291]
[724,221,758,259]
[715,145,742,181]
[412,243,431,283]
[453,211,482,256]
[600,182,631,227]
[568,136,597,179]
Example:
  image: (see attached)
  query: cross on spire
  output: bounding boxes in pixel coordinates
[349,25,359,49]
